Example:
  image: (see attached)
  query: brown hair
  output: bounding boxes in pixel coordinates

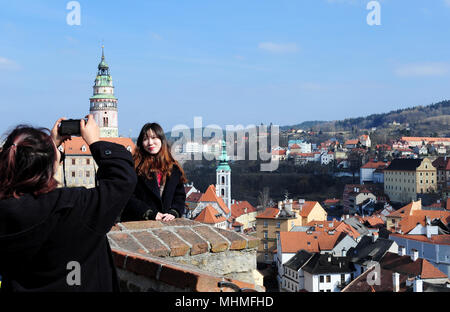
[134,123,187,184]
[0,125,58,199]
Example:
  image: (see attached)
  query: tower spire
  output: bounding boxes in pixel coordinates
[102,45,105,60]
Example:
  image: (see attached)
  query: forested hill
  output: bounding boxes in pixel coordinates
[283,100,450,136]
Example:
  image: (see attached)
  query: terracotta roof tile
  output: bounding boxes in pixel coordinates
[186,192,203,203]
[390,233,450,246]
[279,231,344,253]
[299,201,319,217]
[256,207,279,219]
[62,137,135,155]
[231,201,257,219]
[199,185,229,214]
[194,205,227,224]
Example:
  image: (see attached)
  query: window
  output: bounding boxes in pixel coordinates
[72,159,76,165]
[263,221,268,228]
[86,158,90,165]
[276,222,281,228]
[341,274,345,284]
[86,171,90,178]
[320,276,324,283]
[71,171,75,178]
[326,275,331,283]
[103,117,109,127]
[221,176,225,184]
[264,231,268,239]
[264,243,268,250]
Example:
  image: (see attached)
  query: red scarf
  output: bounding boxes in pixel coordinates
[157,172,162,187]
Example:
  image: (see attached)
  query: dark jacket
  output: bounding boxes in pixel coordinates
[0,141,137,292]
[119,165,186,221]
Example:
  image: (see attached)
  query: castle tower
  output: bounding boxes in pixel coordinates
[216,139,231,213]
[89,46,119,137]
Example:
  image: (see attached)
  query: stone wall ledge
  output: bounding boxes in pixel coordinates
[108,219,259,257]
[108,219,263,292]
[111,248,264,292]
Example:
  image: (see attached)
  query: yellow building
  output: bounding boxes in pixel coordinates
[255,200,327,264]
[384,158,437,203]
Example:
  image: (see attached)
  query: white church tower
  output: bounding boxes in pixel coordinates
[89,46,119,137]
[216,140,231,214]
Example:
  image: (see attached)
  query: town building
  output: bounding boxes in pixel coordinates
[384,158,437,203]
[360,160,390,184]
[255,199,327,264]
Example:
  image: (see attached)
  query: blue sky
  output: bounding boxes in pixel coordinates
[1,0,450,137]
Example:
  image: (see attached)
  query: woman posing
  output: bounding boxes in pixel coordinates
[120,122,187,222]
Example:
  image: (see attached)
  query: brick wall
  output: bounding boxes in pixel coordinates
[108,218,264,292]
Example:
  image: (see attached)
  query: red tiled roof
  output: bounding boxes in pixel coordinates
[390,233,450,246]
[402,136,450,143]
[279,231,344,253]
[381,252,448,279]
[199,185,230,214]
[62,137,135,155]
[306,220,341,232]
[323,198,340,205]
[256,207,279,219]
[361,161,390,169]
[334,222,360,240]
[272,150,286,155]
[194,205,227,224]
[345,139,359,145]
[231,201,257,219]
[186,192,203,203]
[387,201,450,233]
[290,144,301,149]
[299,201,319,217]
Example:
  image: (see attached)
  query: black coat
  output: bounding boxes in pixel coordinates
[119,165,186,221]
[0,141,137,292]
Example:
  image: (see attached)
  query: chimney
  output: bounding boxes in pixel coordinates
[399,246,406,257]
[393,273,400,292]
[413,277,423,293]
[372,232,378,243]
[342,249,347,257]
[278,201,283,210]
[411,249,419,262]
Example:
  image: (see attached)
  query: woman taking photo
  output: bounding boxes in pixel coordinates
[120,122,187,222]
[0,115,137,292]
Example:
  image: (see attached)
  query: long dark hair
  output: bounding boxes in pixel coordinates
[134,123,187,184]
[0,125,58,199]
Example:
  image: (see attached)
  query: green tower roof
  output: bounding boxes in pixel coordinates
[217,139,231,171]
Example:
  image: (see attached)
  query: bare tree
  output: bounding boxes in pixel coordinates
[257,187,273,211]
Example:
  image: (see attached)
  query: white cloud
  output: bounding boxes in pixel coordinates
[394,63,450,77]
[258,42,299,54]
[0,57,21,71]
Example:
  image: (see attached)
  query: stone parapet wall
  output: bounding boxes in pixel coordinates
[108,218,264,292]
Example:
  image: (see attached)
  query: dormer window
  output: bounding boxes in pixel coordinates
[81,145,87,152]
